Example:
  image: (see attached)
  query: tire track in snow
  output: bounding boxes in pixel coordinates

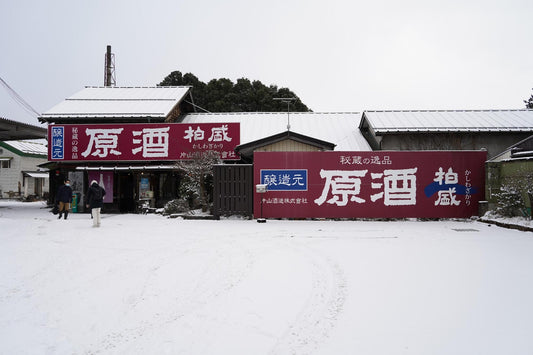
[88,235,257,354]
[269,239,347,355]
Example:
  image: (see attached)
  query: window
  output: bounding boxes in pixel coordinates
[1,159,11,169]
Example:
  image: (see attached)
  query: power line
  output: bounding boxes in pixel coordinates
[184,100,211,113]
[0,76,40,117]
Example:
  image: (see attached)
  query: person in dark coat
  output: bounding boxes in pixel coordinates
[55,179,73,220]
[86,180,106,227]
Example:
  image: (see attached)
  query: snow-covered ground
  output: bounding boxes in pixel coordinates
[1,200,532,355]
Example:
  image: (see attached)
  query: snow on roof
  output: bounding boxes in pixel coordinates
[2,139,47,156]
[361,109,533,133]
[180,112,371,151]
[40,86,191,119]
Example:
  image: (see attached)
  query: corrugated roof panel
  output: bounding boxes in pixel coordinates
[41,87,190,119]
[3,139,47,155]
[180,112,371,151]
[364,110,533,133]
[42,100,174,117]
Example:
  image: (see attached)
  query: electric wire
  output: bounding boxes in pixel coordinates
[0,76,40,117]
[184,100,211,113]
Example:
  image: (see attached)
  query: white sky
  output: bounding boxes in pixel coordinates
[1,0,533,126]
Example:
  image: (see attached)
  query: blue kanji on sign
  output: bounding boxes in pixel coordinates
[260,169,307,191]
[51,126,64,160]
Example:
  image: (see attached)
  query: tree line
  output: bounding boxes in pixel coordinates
[159,70,533,111]
[159,71,311,113]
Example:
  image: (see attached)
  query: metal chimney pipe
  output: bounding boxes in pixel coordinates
[105,45,113,87]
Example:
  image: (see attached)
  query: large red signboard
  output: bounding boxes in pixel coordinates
[254,151,486,219]
[48,123,240,161]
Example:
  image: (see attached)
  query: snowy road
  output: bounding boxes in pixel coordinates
[1,201,533,354]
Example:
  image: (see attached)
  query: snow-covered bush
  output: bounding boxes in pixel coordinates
[175,151,221,212]
[178,173,200,209]
[163,198,190,215]
[493,184,526,217]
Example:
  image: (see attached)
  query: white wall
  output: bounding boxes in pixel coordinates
[0,149,48,198]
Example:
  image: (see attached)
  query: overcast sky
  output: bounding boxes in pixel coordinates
[1,0,533,126]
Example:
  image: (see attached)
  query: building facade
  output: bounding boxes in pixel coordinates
[40,87,369,214]
[359,110,533,159]
[39,86,197,212]
[0,139,49,199]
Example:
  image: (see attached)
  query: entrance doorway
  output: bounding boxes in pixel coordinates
[118,173,135,213]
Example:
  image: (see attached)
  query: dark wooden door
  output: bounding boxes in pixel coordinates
[213,164,253,218]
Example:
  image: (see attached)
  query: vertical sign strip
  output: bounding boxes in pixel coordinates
[51,126,64,160]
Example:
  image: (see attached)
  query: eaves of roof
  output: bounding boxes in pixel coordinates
[0,117,47,140]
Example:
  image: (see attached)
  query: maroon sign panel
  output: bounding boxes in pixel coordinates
[254,151,486,219]
[48,123,240,161]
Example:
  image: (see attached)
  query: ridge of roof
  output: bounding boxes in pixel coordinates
[184,111,360,116]
[84,86,192,89]
[65,98,176,101]
[363,109,532,113]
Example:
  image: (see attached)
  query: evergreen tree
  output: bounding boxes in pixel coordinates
[525,89,533,109]
[159,71,311,112]
[494,184,525,217]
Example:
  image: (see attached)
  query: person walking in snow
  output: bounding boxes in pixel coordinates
[86,180,106,227]
[55,179,73,220]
